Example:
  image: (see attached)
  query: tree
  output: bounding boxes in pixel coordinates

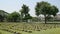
[19,9,24,22]
[0,10,8,22]
[23,14,32,22]
[0,15,4,22]
[7,12,20,22]
[51,6,59,17]
[35,1,59,24]
[49,6,59,21]
[20,4,31,22]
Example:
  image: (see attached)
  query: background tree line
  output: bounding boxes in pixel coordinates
[0,4,32,22]
[0,1,59,23]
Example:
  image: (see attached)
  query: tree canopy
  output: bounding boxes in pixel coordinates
[7,12,20,22]
[35,1,59,23]
[20,4,32,22]
[0,1,59,23]
[0,10,9,22]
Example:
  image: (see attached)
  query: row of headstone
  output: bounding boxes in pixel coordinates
[14,32,21,34]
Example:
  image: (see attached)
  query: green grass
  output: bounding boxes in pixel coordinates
[0,30,13,34]
[0,28,60,34]
[0,22,60,34]
[11,28,60,34]
[33,28,60,34]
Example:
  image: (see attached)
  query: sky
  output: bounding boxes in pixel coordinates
[0,0,60,17]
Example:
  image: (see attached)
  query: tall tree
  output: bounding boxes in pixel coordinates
[35,2,40,22]
[35,1,59,23]
[20,4,30,22]
[20,9,24,22]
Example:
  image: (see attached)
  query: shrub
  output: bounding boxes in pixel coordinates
[36,29,40,31]
[28,30,32,33]
[17,32,21,34]
[14,32,22,34]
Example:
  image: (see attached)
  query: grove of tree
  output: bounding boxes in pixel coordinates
[0,1,59,23]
